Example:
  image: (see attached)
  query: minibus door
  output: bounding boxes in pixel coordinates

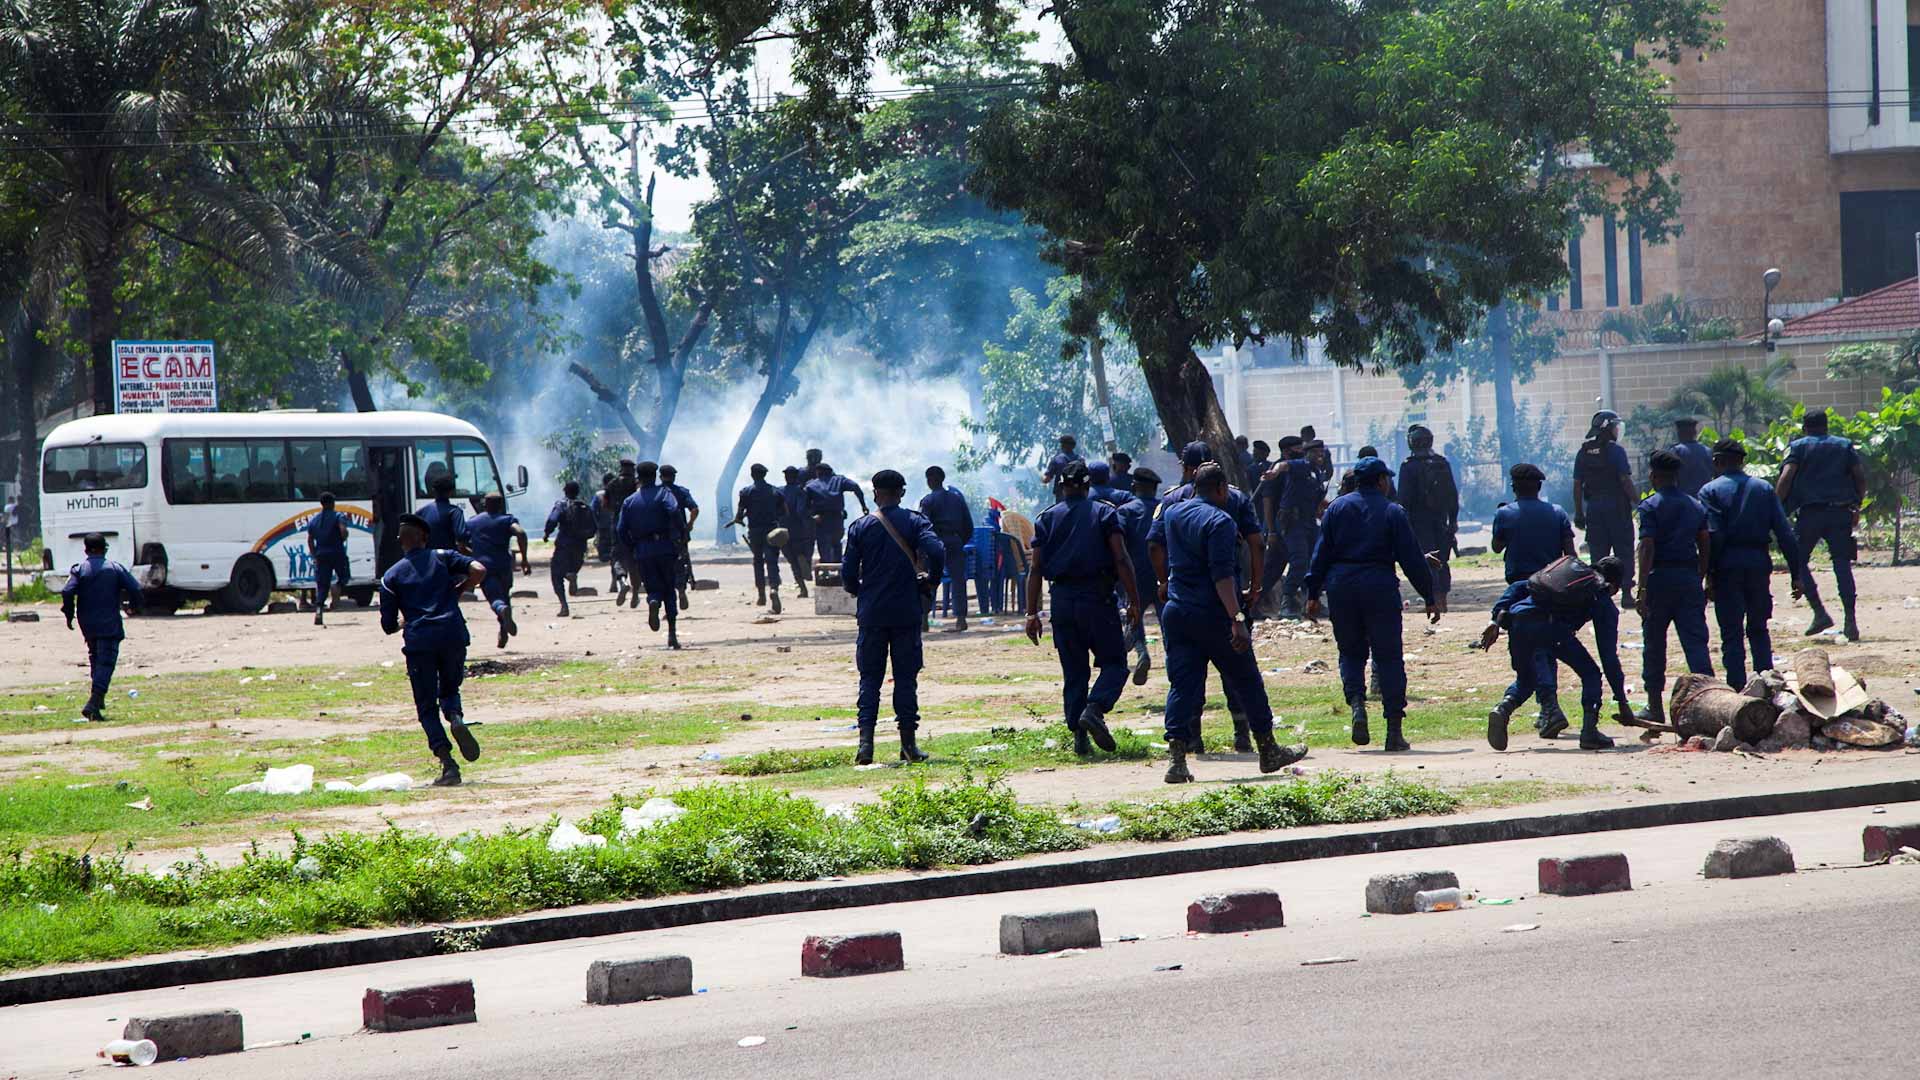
[368,443,410,575]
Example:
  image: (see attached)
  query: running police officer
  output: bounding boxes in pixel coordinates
[543,481,596,617]
[1776,409,1868,640]
[617,461,684,648]
[920,466,975,630]
[659,464,698,610]
[843,469,944,765]
[1634,449,1714,726]
[1024,460,1143,755]
[465,493,529,649]
[380,513,488,786]
[730,463,789,613]
[605,459,639,604]
[417,473,468,551]
[1396,424,1459,604]
[1572,410,1637,604]
[1254,435,1298,612]
[1122,467,1162,683]
[1480,555,1631,751]
[61,532,142,722]
[1273,437,1326,618]
[1699,438,1806,688]
[1670,417,1714,497]
[807,462,867,563]
[306,491,351,626]
[779,465,814,597]
[1042,434,1084,500]
[1154,464,1305,782]
[1490,463,1580,738]
[1304,456,1440,752]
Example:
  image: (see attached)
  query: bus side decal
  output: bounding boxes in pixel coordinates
[252,506,375,586]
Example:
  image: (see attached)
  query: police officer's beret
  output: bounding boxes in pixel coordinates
[1133,467,1162,486]
[1352,456,1393,481]
[1058,459,1091,483]
[871,469,907,491]
[397,513,430,532]
[782,465,800,476]
[1509,462,1545,484]
[1712,438,1745,457]
[1086,461,1110,484]
[1180,441,1211,467]
[1302,439,1325,451]
[1649,448,1683,472]
[1277,435,1304,451]
[660,465,677,478]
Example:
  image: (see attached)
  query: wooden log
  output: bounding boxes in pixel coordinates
[1791,648,1837,716]
[1669,673,1780,743]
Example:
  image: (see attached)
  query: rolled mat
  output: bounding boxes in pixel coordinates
[1791,648,1837,717]
[1669,673,1780,744]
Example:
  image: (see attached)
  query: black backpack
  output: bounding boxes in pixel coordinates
[564,499,596,539]
[1573,438,1613,490]
[1527,555,1601,614]
[1403,455,1457,517]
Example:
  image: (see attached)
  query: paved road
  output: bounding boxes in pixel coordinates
[10,805,1915,1078]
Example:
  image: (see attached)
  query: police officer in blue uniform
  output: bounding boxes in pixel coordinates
[543,481,596,618]
[1304,456,1440,751]
[1108,451,1135,491]
[1042,434,1085,500]
[843,469,945,765]
[1669,418,1714,497]
[417,473,468,552]
[306,491,351,626]
[779,466,814,598]
[603,462,639,601]
[1572,410,1637,605]
[1776,409,1868,640]
[1153,464,1305,782]
[1024,461,1144,755]
[730,463,790,613]
[617,461,684,648]
[919,466,975,630]
[61,533,143,722]
[659,465,699,610]
[1479,555,1631,751]
[380,513,488,786]
[1396,425,1459,604]
[807,463,867,564]
[1254,435,1297,612]
[1086,460,1125,506]
[1490,463,1580,737]
[1698,438,1806,688]
[1634,449,1714,726]
[1273,437,1326,619]
[464,493,529,649]
[1121,467,1161,683]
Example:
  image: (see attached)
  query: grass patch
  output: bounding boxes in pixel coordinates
[0,767,1462,971]
[1448,780,1610,809]
[720,723,1160,783]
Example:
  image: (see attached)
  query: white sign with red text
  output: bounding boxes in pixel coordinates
[112,340,218,413]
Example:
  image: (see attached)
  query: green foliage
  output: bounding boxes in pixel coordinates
[1641,358,1796,437]
[720,723,1159,777]
[1744,391,1920,525]
[1434,400,1574,516]
[1396,299,1563,400]
[1597,295,1737,345]
[540,422,634,489]
[1110,770,1459,842]
[1826,335,1920,394]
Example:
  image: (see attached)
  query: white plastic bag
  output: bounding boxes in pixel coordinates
[354,772,414,792]
[261,764,314,795]
[547,820,607,852]
[618,797,685,835]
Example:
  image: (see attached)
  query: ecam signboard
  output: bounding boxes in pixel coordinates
[113,340,218,413]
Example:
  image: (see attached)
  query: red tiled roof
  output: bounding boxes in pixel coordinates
[1779,277,1920,338]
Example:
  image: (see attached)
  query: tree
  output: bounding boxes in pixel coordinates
[1395,298,1563,471]
[1826,335,1920,395]
[971,0,1719,487]
[1665,358,1796,434]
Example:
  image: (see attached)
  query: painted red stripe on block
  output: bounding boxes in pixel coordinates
[362,980,477,1032]
[1186,889,1286,933]
[1862,822,1920,862]
[801,932,904,978]
[1538,853,1631,896]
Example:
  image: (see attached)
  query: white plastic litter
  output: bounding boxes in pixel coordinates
[619,797,687,834]
[738,1036,766,1048]
[124,796,153,811]
[1075,815,1124,833]
[547,820,607,852]
[351,681,373,687]
[259,672,277,682]
[696,750,724,761]
[354,772,414,792]
[292,856,323,880]
[447,849,468,865]
[323,780,355,792]
[262,764,315,795]
[971,743,1010,754]
[822,803,858,821]
[227,781,268,794]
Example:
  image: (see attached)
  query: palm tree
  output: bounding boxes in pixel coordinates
[1664,357,1797,434]
[0,0,241,415]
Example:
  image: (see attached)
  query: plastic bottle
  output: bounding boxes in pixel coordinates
[1413,887,1464,912]
[101,1039,158,1066]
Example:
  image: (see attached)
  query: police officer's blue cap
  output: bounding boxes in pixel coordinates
[872,469,906,491]
[397,513,430,532]
[1352,456,1393,482]
[1180,441,1212,467]
[1086,461,1110,484]
[1133,467,1162,487]
[1277,435,1304,451]
[1058,459,1091,483]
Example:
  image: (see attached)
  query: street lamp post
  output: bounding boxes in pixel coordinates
[1760,267,1783,352]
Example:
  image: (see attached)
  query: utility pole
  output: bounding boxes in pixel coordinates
[1089,334,1118,455]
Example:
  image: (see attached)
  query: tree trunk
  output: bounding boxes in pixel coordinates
[82,256,119,416]
[712,302,824,546]
[1489,300,1518,473]
[7,301,45,540]
[343,355,378,412]
[1137,327,1244,489]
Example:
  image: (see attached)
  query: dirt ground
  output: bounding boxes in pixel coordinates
[3,542,1917,867]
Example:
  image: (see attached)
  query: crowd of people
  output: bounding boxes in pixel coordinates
[53,407,1868,791]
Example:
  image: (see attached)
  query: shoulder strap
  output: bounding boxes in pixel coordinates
[869,508,925,574]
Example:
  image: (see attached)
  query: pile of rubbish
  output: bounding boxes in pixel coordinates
[1628,648,1920,754]
[223,764,416,795]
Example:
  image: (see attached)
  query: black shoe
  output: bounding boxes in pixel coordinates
[558,602,570,618]
[678,588,691,609]
[1383,721,1410,753]
[1486,697,1517,751]
[1804,607,1834,636]
[1350,702,1370,746]
[1232,713,1253,754]
[1131,649,1151,686]
[856,727,875,765]
[616,580,629,606]
[757,588,767,606]
[1843,607,1860,641]
[1078,704,1117,752]
[314,612,324,626]
[954,615,967,631]
[1188,732,1205,756]
[1164,739,1194,784]
[449,719,481,762]
[797,582,810,598]
[1579,728,1616,750]
[629,585,641,610]
[81,694,103,723]
[1073,729,1094,756]
[431,755,462,787]
[770,590,782,615]
[899,729,930,763]
[1256,731,1307,774]
[496,617,510,649]
[667,628,683,650]
[648,602,661,631]
[1537,701,1570,740]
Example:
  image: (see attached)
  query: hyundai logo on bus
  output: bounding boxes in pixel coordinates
[63,494,121,512]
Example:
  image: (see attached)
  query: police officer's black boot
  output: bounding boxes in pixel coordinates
[1486,694,1521,751]
[1131,642,1152,687]
[1537,698,1570,740]
[558,598,571,618]
[1634,692,1668,730]
[796,578,809,599]
[431,752,462,787]
[770,588,782,615]
[1349,699,1370,746]
[678,586,692,610]
[898,728,930,763]
[449,717,481,762]
[648,601,661,631]
[1383,716,1410,753]
[856,726,876,766]
[1231,710,1253,754]
[1803,592,1834,636]
[81,690,104,723]
[756,584,767,606]
[1164,738,1195,784]
[1842,598,1860,642]
[1578,704,1615,750]
[666,617,683,650]
[1254,730,1307,774]
[1072,727,1093,756]
[1077,703,1117,753]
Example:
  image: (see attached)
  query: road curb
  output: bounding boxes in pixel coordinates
[4,777,1915,1007]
